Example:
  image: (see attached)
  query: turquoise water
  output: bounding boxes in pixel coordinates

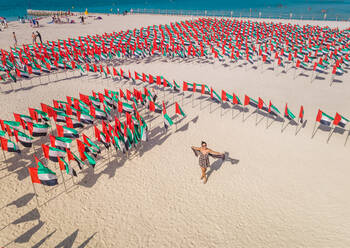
[0,0,349,21]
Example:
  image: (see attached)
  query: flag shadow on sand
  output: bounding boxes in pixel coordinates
[54,229,97,248]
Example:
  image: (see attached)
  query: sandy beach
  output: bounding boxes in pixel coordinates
[0,13,350,248]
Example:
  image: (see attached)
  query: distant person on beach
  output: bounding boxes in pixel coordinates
[3,18,7,28]
[36,31,42,43]
[191,141,224,184]
[32,32,36,44]
[13,32,17,47]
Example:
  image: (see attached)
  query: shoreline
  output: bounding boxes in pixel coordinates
[1,13,350,248]
[13,8,350,23]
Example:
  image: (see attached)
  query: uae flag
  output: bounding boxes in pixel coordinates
[232,93,242,105]
[221,90,231,102]
[201,84,210,95]
[118,101,134,113]
[183,82,193,91]
[50,135,72,150]
[194,83,203,93]
[149,101,162,114]
[29,108,50,122]
[58,157,77,177]
[210,88,222,103]
[175,102,186,117]
[14,129,33,147]
[94,126,110,149]
[113,135,126,153]
[268,101,280,116]
[284,104,296,120]
[83,134,101,153]
[66,117,84,128]
[173,81,180,92]
[78,111,94,124]
[27,122,50,137]
[244,95,258,108]
[56,124,79,138]
[316,109,334,126]
[247,55,254,64]
[16,68,30,78]
[90,105,107,120]
[0,137,20,153]
[53,111,68,123]
[332,66,344,76]
[42,144,66,162]
[313,63,326,74]
[28,155,58,186]
[31,64,41,75]
[163,113,173,130]
[13,113,33,124]
[0,120,20,129]
[7,71,16,82]
[82,151,96,167]
[41,62,51,73]
[77,139,97,167]
[140,124,148,141]
[89,96,101,107]
[299,105,304,123]
[333,113,349,128]
[66,148,85,170]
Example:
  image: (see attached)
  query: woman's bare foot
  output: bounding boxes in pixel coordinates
[203,177,207,184]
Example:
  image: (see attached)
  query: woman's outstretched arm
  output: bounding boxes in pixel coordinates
[208,149,223,156]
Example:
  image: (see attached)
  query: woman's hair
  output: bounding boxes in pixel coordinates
[201,141,207,146]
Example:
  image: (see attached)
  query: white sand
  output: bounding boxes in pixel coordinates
[1,14,350,248]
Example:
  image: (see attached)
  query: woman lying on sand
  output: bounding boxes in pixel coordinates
[192,141,224,184]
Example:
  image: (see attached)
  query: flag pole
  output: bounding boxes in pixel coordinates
[172,89,175,104]
[175,114,178,131]
[344,130,350,147]
[30,179,40,207]
[182,91,184,106]
[311,121,318,138]
[326,125,335,143]
[267,113,270,129]
[220,100,223,118]
[295,117,299,136]
[255,106,259,126]
[310,71,315,83]
[329,74,334,87]
[242,106,245,122]
[59,168,68,192]
[70,162,76,185]
[2,149,6,161]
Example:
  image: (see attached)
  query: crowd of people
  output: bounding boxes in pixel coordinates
[0,17,8,31]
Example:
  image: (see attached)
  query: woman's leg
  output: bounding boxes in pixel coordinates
[201,167,206,180]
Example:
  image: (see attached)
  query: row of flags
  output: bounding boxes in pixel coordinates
[1,18,349,84]
[316,110,349,128]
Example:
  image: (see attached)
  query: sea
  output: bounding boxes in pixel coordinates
[0,0,349,22]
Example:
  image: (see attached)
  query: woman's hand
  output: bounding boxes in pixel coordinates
[191,146,200,151]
